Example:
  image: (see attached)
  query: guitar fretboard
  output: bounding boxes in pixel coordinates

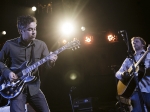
[128,50,149,73]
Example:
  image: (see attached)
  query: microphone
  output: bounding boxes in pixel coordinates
[118,30,125,34]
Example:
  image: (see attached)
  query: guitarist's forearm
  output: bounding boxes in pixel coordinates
[115,58,130,80]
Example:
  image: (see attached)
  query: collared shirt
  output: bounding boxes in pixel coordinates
[115,50,150,93]
[0,37,51,95]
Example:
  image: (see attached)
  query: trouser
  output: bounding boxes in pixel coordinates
[10,89,50,112]
[131,92,150,112]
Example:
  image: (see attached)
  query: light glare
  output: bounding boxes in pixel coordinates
[2,31,6,35]
[70,73,77,80]
[32,6,37,11]
[61,22,74,35]
[108,34,117,42]
[81,26,85,31]
[62,39,67,44]
[84,35,93,44]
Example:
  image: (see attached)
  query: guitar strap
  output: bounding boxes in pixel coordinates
[140,51,145,62]
[139,51,146,66]
[31,44,35,64]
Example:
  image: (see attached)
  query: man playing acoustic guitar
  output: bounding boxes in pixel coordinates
[0,15,58,112]
[116,37,150,112]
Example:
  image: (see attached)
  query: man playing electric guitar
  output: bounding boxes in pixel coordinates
[0,15,58,112]
[116,37,150,112]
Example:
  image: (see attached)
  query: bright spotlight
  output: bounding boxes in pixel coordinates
[70,73,77,80]
[32,6,37,11]
[107,34,117,42]
[2,31,6,35]
[84,35,93,44]
[61,22,74,36]
[81,26,85,31]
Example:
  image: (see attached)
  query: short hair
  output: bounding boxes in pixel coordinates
[131,37,146,48]
[17,15,37,30]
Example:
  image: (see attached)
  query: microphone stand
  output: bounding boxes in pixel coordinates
[69,86,76,112]
[119,30,145,112]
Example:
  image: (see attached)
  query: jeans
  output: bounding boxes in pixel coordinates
[131,91,150,112]
[10,88,50,112]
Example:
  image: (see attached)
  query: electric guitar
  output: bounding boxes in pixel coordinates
[0,40,80,99]
[117,45,150,98]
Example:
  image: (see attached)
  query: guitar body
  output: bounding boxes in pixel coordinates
[0,61,36,99]
[117,63,146,98]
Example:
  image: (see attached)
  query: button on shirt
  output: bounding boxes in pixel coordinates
[115,50,150,93]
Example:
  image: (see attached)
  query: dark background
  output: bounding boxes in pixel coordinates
[0,0,150,111]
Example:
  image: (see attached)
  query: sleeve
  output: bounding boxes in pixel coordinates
[115,58,130,80]
[0,42,12,80]
[144,53,150,68]
[42,41,55,69]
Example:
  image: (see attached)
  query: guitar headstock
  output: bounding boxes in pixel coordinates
[147,44,150,51]
[64,40,80,50]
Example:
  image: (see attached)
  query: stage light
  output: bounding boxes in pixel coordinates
[61,21,74,36]
[84,35,93,44]
[107,34,117,42]
[38,3,52,13]
[32,6,37,11]
[70,73,77,80]
[2,31,6,35]
[62,39,67,44]
[81,26,85,31]
[64,70,82,85]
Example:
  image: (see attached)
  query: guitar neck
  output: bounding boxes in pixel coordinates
[128,50,148,73]
[22,46,66,74]
[135,50,148,68]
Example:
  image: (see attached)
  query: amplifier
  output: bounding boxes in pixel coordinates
[73,97,99,112]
